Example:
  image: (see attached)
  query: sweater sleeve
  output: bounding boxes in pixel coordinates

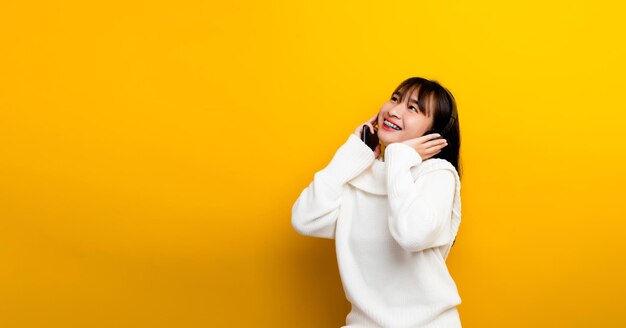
[291,133,375,239]
[384,143,456,252]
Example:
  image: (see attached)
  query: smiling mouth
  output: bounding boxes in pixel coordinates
[383,119,401,130]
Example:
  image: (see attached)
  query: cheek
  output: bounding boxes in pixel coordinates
[403,120,429,137]
[377,109,388,124]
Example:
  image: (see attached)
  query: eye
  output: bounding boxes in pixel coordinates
[391,96,398,102]
[409,105,418,112]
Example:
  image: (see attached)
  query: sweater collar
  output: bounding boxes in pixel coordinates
[347,158,457,196]
[347,158,388,195]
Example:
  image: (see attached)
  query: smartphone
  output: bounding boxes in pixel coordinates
[361,124,379,151]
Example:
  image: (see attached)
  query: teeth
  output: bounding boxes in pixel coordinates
[384,120,401,130]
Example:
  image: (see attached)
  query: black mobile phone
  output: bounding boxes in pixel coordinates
[361,124,379,151]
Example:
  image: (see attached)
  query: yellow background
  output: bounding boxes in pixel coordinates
[1,0,625,327]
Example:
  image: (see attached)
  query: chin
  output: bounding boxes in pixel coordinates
[378,135,396,146]
[378,133,402,145]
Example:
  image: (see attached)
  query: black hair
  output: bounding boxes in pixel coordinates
[390,77,462,180]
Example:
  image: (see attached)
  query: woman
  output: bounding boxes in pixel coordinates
[292,77,463,327]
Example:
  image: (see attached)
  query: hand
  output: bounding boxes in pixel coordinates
[353,112,381,158]
[400,133,448,160]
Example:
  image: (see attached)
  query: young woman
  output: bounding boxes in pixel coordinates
[291,77,463,327]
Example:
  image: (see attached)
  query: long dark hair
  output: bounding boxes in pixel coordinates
[391,77,462,180]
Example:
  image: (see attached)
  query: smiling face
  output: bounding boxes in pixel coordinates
[376,85,435,146]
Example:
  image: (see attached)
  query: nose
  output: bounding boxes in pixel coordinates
[388,107,400,119]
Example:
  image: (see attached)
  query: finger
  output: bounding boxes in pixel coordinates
[366,122,375,134]
[355,125,365,136]
[424,150,442,160]
[426,144,445,153]
[423,133,442,141]
[424,139,448,148]
[415,133,441,143]
[426,144,447,154]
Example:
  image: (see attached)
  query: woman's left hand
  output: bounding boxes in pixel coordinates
[400,133,448,160]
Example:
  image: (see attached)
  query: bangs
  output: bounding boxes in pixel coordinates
[391,78,436,117]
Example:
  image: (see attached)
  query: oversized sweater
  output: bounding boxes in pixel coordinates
[291,133,463,328]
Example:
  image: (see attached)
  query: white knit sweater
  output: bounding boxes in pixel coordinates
[292,133,463,328]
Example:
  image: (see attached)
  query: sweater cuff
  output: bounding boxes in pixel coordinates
[384,142,423,167]
[315,133,375,195]
[384,142,423,198]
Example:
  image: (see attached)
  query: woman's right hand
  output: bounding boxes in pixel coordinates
[400,133,447,161]
[353,112,381,158]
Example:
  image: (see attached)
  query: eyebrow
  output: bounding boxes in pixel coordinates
[393,91,419,104]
